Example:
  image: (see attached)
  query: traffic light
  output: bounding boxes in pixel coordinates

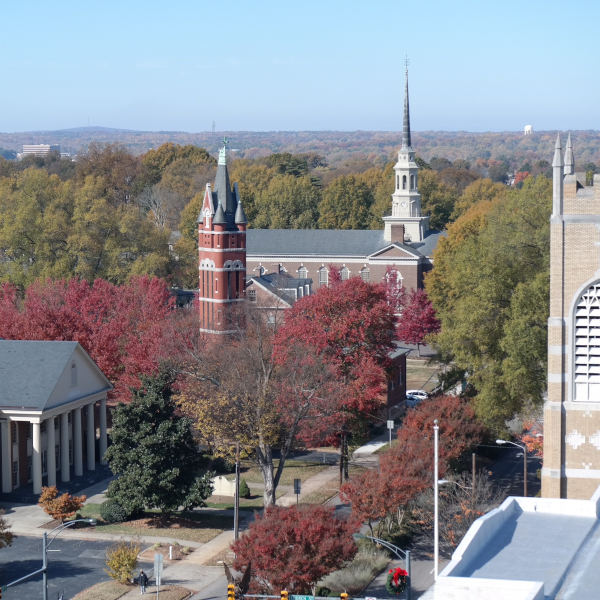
[228,583,235,600]
[281,590,289,600]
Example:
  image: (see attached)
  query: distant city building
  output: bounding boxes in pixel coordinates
[21,144,60,157]
[524,125,533,135]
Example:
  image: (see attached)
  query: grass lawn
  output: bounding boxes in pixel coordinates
[74,505,232,543]
[374,440,399,454]
[299,488,338,505]
[204,490,286,509]
[224,459,329,485]
[72,581,130,600]
[406,359,440,393]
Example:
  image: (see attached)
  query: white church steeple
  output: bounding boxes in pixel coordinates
[383,64,430,243]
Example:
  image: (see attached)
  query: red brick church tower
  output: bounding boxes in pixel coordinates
[198,139,248,333]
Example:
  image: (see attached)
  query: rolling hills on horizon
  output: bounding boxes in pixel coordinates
[2,127,599,168]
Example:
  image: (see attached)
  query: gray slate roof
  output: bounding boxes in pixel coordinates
[249,273,313,306]
[0,341,87,410]
[246,229,445,258]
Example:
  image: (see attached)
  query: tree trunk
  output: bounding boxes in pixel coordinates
[417,343,421,357]
[160,507,169,526]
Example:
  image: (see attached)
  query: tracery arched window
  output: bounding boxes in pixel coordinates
[298,267,307,279]
[340,267,350,281]
[574,282,600,401]
[360,267,370,282]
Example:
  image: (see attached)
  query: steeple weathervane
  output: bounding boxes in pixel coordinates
[401,58,412,151]
[218,136,229,165]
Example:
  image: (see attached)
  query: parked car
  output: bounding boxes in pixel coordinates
[406,389,429,399]
[405,394,423,408]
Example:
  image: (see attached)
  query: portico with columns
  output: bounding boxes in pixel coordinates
[0,340,111,498]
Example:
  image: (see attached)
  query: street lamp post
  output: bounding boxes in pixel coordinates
[353,533,411,600]
[42,518,97,600]
[433,419,439,580]
[496,439,528,497]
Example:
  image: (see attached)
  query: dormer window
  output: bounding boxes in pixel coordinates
[71,362,77,387]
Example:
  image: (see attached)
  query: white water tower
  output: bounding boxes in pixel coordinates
[524,125,533,136]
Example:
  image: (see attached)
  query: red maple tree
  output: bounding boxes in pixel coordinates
[232,505,360,594]
[396,288,441,356]
[0,276,174,400]
[341,395,487,535]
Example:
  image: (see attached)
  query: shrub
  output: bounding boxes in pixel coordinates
[181,546,190,555]
[320,550,390,595]
[100,499,129,524]
[38,486,87,523]
[239,478,251,499]
[104,540,141,584]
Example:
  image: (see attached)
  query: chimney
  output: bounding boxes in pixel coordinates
[391,223,405,244]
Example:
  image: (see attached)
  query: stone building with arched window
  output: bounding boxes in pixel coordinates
[543,134,600,499]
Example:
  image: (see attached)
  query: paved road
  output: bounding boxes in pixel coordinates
[0,535,113,599]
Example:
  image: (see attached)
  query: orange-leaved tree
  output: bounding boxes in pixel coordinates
[38,486,87,523]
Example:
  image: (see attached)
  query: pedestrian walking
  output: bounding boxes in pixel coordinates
[139,569,148,594]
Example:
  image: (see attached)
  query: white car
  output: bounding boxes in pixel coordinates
[405,394,422,408]
[406,389,429,399]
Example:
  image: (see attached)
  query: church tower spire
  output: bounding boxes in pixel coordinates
[401,67,412,150]
[383,62,431,244]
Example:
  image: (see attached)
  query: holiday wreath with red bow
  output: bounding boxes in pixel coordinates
[385,567,409,594]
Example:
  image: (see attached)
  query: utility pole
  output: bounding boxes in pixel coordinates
[234,442,240,542]
[472,452,476,509]
[433,420,439,580]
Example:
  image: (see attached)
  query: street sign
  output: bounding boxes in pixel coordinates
[293,478,301,495]
[154,553,164,586]
[387,420,394,429]
[291,596,314,600]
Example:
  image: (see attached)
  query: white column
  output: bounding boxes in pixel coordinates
[32,421,42,495]
[46,417,56,487]
[73,408,83,477]
[99,398,107,465]
[86,404,95,471]
[60,412,70,482]
[1,421,12,493]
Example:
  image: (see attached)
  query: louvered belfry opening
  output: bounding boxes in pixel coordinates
[575,282,600,402]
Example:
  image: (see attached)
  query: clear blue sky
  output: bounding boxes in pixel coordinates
[3,0,599,133]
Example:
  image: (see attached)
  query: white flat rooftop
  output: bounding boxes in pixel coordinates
[422,488,600,600]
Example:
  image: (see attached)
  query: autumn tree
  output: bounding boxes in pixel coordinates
[0,510,15,549]
[0,168,171,286]
[426,176,551,428]
[395,288,441,356]
[176,277,397,505]
[252,174,321,229]
[232,505,360,594]
[341,395,488,538]
[105,369,214,522]
[141,143,216,186]
[175,297,347,506]
[75,142,145,205]
[38,486,87,523]
[417,169,459,230]
[0,276,174,400]
[319,174,375,229]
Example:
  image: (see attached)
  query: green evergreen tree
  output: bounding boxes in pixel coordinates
[239,478,251,499]
[105,369,214,523]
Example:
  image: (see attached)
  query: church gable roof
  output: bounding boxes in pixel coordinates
[368,242,422,259]
[0,341,111,411]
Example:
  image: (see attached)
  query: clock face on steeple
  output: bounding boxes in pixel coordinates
[401,202,408,208]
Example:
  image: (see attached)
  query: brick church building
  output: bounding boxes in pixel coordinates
[198,68,443,333]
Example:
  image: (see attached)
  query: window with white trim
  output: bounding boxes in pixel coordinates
[360,267,370,282]
[574,282,600,401]
[298,267,307,279]
[341,267,350,281]
[318,267,328,287]
[249,289,257,302]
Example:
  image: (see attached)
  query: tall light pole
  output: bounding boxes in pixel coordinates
[43,519,97,600]
[433,419,439,580]
[496,439,528,497]
[353,533,411,600]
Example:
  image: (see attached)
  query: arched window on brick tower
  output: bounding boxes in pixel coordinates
[574,281,600,402]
